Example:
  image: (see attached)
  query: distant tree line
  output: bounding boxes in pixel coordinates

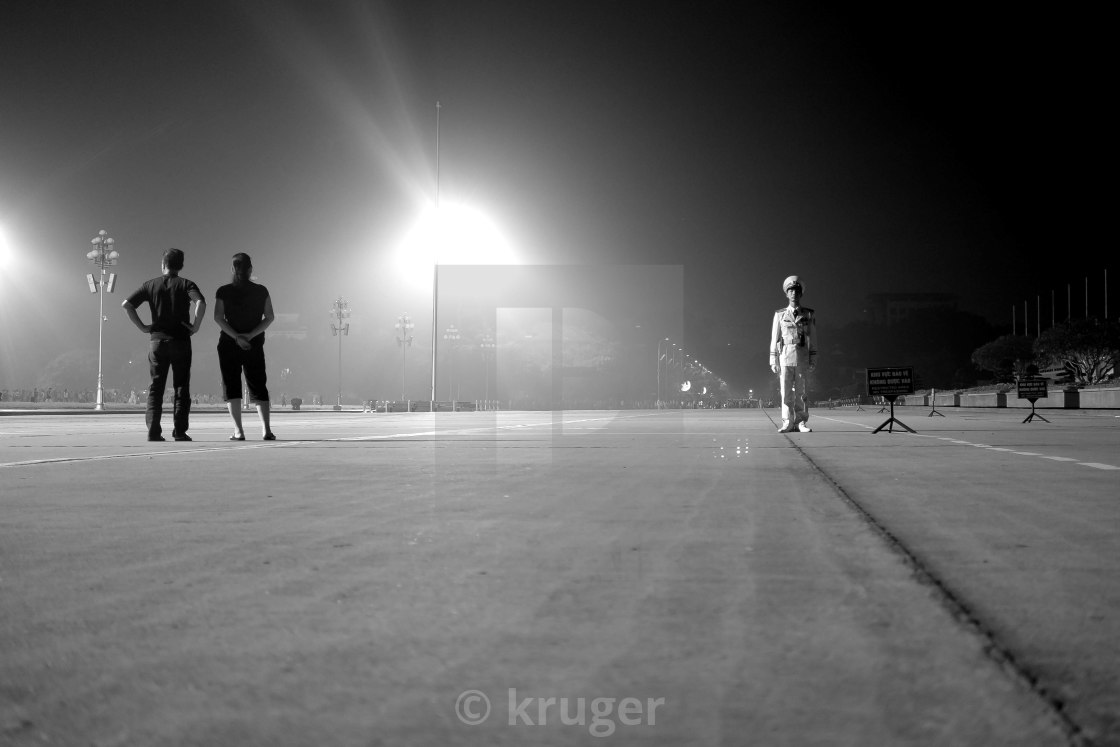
[972,318,1119,386]
[814,310,1118,395]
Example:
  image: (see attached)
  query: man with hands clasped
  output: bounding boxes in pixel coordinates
[213,253,276,441]
[769,274,817,433]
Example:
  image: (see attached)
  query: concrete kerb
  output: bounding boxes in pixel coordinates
[896,388,1120,411]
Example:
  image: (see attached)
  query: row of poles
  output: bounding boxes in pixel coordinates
[325,300,502,407]
[1012,270,1109,337]
[334,304,501,406]
[394,314,495,403]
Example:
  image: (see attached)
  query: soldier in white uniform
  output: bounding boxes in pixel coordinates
[769,275,817,433]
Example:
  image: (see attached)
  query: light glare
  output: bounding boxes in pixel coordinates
[394,202,516,290]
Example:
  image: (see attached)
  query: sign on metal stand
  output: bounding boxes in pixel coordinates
[928,388,945,417]
[867,366,916,434]
[1017,377,1050,423]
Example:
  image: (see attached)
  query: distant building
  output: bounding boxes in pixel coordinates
[863,292,958,326]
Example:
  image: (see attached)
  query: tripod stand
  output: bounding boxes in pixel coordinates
[872,395,915,434]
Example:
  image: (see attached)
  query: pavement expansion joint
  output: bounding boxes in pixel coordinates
[781,438,1091,746]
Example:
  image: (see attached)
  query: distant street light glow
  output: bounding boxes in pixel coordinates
[393,202,515,291]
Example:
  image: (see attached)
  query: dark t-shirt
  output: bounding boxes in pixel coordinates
[215,281,270,342]
[126,275,204,340]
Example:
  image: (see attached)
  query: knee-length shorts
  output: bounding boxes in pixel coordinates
[217,335,269,403]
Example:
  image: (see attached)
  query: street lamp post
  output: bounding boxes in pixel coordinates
[656,337,671,409]
[666,343,681,408]
[395,313,414,402]
[85,229,119,411]
[480,332,495,410]
[280,367,291,407]
[330,297,350,410]
[443,324,460,405]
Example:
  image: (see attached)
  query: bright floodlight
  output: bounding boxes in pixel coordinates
[0,226,10,270]
[394,202,516,291]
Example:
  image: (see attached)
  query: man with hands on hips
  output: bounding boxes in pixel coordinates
[122,248,205,442]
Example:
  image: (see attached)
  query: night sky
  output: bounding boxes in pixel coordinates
[1,1,1111,396]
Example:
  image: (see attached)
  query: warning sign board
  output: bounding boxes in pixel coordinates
[866,367,915,397]
[1017,377,1048,400]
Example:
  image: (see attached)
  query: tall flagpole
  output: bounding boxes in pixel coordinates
[431,101,441,407]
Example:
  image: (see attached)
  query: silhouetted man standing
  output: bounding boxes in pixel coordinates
[769,275,817,433]
[122,248,205,441]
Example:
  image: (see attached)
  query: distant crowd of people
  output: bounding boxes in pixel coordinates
[1,387,88,403]
[0,388,239,404]
[0,389,324,407]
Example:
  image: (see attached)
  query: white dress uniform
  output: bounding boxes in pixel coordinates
[769,293,817,432]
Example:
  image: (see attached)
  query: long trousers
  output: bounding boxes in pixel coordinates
[147,338,192,438]
[779,364,809,426]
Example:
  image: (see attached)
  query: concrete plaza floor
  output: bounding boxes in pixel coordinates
[1,406,1117,746]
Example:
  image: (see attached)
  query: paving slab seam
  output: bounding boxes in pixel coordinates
[0,412,664,469]
[0,440,310,468]
[775,429,1089,746]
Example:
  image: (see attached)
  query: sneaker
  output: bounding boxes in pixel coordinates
[778,422,796,433]
[797,421,812,432]
[172,433,192,442]
[147,435,166,442]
